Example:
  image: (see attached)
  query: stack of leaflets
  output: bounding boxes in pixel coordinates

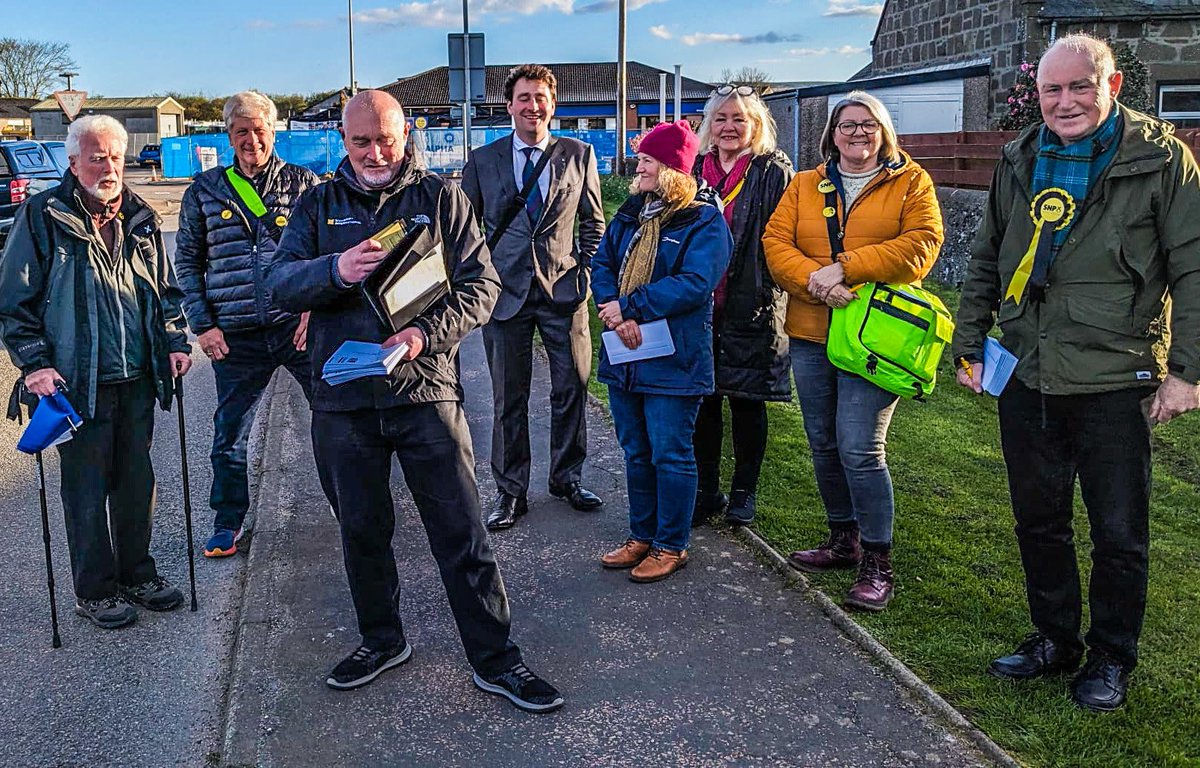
[322,340,410,386]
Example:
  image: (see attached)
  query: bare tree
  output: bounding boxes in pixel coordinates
[718,66,774,94]
[0,38,77,98]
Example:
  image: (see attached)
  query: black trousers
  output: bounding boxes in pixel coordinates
[311,402,522,675]
[693,393,769,495]
[56,377,159,601]
[482,293,591,498]
[998,381,1154,670]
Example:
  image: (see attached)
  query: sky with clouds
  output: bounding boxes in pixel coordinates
[8,0,884,97]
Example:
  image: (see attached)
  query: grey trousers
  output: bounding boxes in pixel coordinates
[482,293,591,498]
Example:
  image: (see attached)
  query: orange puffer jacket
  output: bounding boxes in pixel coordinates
[762,152,944,343]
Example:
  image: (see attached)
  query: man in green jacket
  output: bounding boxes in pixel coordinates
[953,34,1200,712]
[0,115,193,630]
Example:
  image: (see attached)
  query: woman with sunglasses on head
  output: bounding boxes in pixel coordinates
[689,84,795,527]
[763,90,943,611]
[593,120,733,583]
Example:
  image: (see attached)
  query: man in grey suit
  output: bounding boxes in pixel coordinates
[463,64,606,531]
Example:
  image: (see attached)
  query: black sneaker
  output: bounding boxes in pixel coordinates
[473,663,564,712]
[326,643,412,690]
[75,595,137,629]
[119,576,184,611]
[725,489,757,526]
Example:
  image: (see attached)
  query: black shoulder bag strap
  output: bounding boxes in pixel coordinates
[822,182,843,261]
[486,138,558,252]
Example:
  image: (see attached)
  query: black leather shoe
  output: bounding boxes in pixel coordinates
[1071,654,1130,712]
[486,492,528,531]
[548,481,603,511]
[987,633,1083,680]
[692,491,728,527]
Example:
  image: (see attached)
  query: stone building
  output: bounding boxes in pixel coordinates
[29,97,186,160]
[866,0,1200,127]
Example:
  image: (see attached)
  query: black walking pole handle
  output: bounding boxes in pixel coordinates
[175,377,199,612]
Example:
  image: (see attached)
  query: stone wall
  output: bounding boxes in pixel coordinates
[929,187,988,287]
[767,95,800,168]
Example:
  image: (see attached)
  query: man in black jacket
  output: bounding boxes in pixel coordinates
[175,91,319,558]
[268,90,562,711]
[0,115,192,629]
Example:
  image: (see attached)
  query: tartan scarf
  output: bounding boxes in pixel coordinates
[1032,108,1122,253]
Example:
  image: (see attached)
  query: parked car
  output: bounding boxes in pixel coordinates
[0,140,64,249]
[138,144,161,167]
[41,140,69,175]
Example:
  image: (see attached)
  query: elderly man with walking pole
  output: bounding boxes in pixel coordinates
[0,114,194,631]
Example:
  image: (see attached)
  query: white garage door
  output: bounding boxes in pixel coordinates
[828,80,963,134]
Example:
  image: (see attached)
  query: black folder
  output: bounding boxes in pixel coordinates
[361,222,450,333]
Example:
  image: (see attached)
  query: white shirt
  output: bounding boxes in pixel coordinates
[512,132,551,201]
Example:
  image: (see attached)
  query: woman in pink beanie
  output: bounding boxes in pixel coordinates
[591,120,734,583]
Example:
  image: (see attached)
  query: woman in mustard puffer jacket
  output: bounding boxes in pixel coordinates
[763,90,943,612]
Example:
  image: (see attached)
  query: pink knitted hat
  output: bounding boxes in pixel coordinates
[637,119,701,174]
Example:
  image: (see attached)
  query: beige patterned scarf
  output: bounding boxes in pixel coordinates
[618,198,669,297]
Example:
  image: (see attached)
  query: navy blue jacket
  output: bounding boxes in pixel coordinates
[267,157,499,412]
[593,193,733,396]
[174,156,319,333]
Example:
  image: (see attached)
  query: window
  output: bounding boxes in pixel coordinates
[1159,84,1200,120]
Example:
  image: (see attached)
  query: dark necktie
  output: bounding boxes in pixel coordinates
[521,146,544,224]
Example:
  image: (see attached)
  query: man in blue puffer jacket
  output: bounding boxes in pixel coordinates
[174,91,319,558]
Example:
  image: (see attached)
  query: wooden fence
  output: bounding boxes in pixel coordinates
[900,128,1200,190]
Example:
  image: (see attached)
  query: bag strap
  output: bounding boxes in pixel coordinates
[822,184,843,261]
[486,138,558,252]
[224,166,283,244]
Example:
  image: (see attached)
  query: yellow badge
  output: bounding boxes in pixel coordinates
[817,179,836,194]
[1005,187,1076,305]
[275,215,288,227]
[220,209,232,220]
[822,206,837,218]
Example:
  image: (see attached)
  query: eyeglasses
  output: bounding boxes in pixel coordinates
[836,120,880,136]
[714,84,756,97]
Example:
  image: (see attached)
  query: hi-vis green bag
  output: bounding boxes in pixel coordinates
[826,283,955,400]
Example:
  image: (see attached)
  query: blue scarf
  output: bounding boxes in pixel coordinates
[1032,108,1122,252]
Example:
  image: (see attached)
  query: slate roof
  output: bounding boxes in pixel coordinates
[29,96,185,112]
[379,62,712,107]
[0,98,36,119]
[1039,0,1200,19]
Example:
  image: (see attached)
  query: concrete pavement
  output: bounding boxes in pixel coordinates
[221,333,998,768]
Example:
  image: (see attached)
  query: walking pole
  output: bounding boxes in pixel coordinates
[174,377,198,612]
[35,448,63,648]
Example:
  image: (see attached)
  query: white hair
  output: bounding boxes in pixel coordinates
[223,91,278,131]
[65,115,128,158]
[1043,33,1117,80]
[696,90,778,156]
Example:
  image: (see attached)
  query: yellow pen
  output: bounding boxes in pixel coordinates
[959,357,974,380]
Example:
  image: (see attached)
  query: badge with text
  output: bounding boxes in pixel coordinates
[817,178,836,194]
[1005,187,1076,304]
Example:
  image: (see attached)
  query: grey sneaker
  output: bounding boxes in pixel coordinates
[119,576,184,612]
[75,595,137,629]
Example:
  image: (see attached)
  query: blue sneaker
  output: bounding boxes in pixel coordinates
[203,527,242,558]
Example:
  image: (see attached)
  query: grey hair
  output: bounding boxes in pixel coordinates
[1042,33,1117,80]
[696,90,778,156]
[818,90,900,166]
[223,91,278,132]
[65,115,128,158]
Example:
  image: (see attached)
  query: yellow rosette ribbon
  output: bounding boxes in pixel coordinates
[1005,187,1076,305]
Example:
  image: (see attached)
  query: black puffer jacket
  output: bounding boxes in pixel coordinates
[267,157,499,412]
[693,150,795,401]
[174,155,319,333]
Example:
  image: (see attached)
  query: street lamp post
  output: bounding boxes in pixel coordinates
[348,0,358,95]
[616,0,627,174]
[59,71,78,90]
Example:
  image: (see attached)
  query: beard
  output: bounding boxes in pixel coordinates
[83,177,121,202]
[357,164,401,189]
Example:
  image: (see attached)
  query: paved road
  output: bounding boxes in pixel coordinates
[223,333,995,768]
[0,195,256,767]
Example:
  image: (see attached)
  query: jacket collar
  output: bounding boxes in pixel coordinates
[49,172,158,236]
[614,191,716,229]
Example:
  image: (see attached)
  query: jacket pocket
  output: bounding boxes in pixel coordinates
[1059,295,1158,386]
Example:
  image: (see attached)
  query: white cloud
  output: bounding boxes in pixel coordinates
[823,1,884,16]
[649,25,672,39]
[786,44,865,55]
[680,31,804,46]
[576,0,665,13]
[353,2,460,27]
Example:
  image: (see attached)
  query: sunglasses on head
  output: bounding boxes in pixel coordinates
[713,84,756,97]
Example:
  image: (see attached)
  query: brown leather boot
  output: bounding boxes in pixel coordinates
[787,524,862,573]
[600,539,651,569]
[844,548,894,612]
[629,548,689,583]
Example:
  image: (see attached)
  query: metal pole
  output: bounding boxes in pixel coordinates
[658,73,666,125]
[36,451,62,648]
[674,64,682,123]
[616,0,627,173]
[175,379,198,612]
[462,0,472,163]
[348,0,357,95]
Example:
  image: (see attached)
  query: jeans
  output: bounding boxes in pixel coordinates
[789,338,899,547]
[607,387,702,552]
[210,319,313,532]
[311,402,522,675]
[693,394,768,494]
[56,377,159,600]
[998,381,1153,670]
